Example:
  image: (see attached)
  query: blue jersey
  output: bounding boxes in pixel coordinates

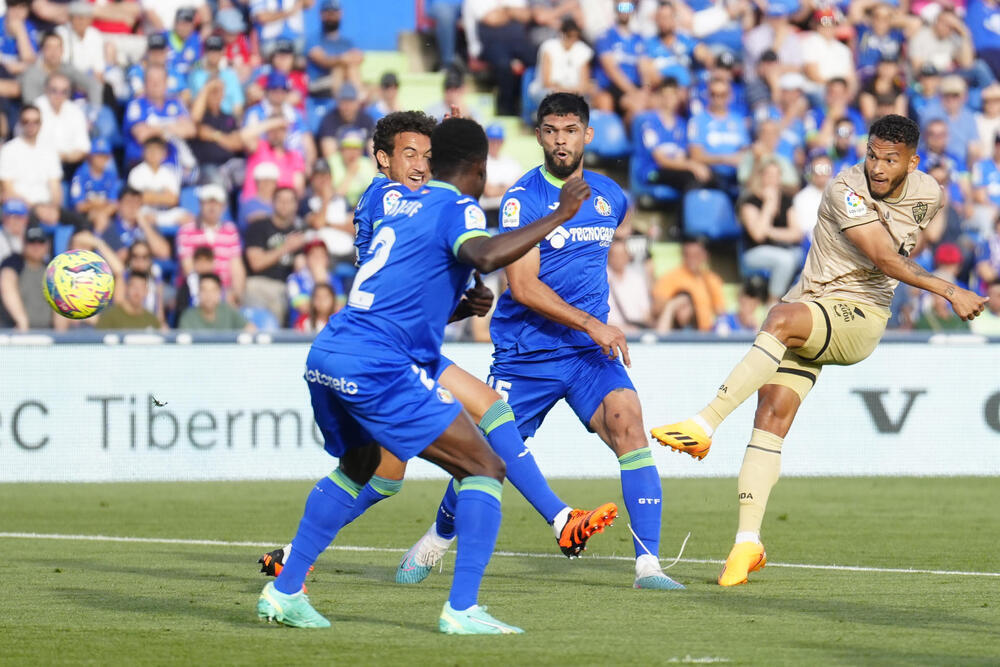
[126,63,187,100]
[123,95,189,165]
[319,180,491,364]
[687,110,750,178]
[642,33,695,87]
[0,16,37,67]
[968,0,1000,51]
[594,26,644,90]
[972,158,1000,207]
[353,172,409,262]
[632,110,687,182]
[70,163,122,209]
[805,106,866,142]
[167,31,201,75]
[855,26,904,71]
[491,167,627,356]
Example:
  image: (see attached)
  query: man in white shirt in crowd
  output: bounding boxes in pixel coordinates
[0,105,64,225]
[36,72,91,176]
[791,151,833,242]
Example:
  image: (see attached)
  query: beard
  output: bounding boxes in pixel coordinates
[865,168,906,200]
[543,148,582,180]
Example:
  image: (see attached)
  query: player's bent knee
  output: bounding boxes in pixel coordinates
[463,451,505,483]
[339,442,382,486]
[761,304,809,345]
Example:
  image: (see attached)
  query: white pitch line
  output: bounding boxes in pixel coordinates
[3,532,999,578]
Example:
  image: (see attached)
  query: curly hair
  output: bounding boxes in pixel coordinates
[372,111,437,158]
[430,117,488,179]
[869,114,920,149]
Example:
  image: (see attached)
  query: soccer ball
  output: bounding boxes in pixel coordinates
[42,249,115,319]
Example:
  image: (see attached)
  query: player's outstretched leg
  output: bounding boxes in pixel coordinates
[652,303,813,459]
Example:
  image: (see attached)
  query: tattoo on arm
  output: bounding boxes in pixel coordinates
[945,286,955,298]
[901,255,933,281]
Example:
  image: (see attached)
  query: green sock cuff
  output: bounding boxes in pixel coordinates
[368,475,403,497]
[328,468,363,499]
[618,447,655,470]
[478,400,515,436]
[450,478,461,494]
[459,476,503,502]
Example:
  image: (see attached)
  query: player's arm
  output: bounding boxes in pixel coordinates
[843,222,988,320]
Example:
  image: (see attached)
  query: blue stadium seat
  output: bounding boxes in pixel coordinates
[585,110,631,160]
[682,189,741,240]
[42,224,74,255]
[241,306,280,332]
[179,186,200,217]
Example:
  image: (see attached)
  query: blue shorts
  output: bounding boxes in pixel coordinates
[306,347,460,461]
[488,346,634,440]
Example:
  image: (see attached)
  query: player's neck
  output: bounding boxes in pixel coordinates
[540,165,580,188]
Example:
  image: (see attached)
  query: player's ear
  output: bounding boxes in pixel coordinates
[907,150,919,174]
[375,149,391,170]
[584,125,594,146]
[534,126,542,147]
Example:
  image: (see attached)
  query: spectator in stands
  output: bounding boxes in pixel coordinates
[972,133,1000,217]
[251,0,310,56]
[0,105,64,225]
[306,0,363,96]
[301,157,353,266]
[738,118,799,191]
[0,222,52,330]
[127,136,192,228]
[242,70,315,168]
[35,72,90,177]
[651,237,724,333]
[317,82,375,158]
[639,2,696,90]
[464,0,537,116]
[970,0,1000,80]
[767,73,809,168]
[188,34,246,118]
[791,151,833,241]
[806,77,866,152]
[737,158,804,303]
[296,282,338,332]
[96,270,163,330]
[742,2,802,89]
[425,66,481,122]
[916,293,971,332]
[243,112,307,198]
[802,8,857,96]
[176,183,246,300]
[910,4,977,80]
[606,238,652,334]
[244,186,306,323]
[250,38,308,109]
[975,215,1000,290]
[687,76,748,196]
[592,0,646,118]
[911,63,942,126]
[178,272,254,331]
[828,117,862,176]
[126,32,187,100]
[713,276,766,336]
[481,124,523,227]
[632,78,707,197]
[329,129,375,207]
[745,49,779,120]
[859,52,908,122]
[528,16,592,104]
[123,238,165,323]
[239,161,279,228]
[287,237,341,326]
[848,0,913,79]
[0,199,29,264]
[426,0,462,71]
[919,119,971,205]
[71,138,120,231]
[56,3,107,83]
[970,279,1000,335]
[21,30,102,107]
[165,7,201,78]
[174,244,215,317]
[976,84,1000,159]
[924,75,981,168]
[0,0,38,137]
[123,64,196,169]
[528,0,585,48]
[189,76,246,195]
[100,186,170,261]
[216,8,257,83]
[66,227,125,282]
[656,291,696,333]
[367,71,401,121]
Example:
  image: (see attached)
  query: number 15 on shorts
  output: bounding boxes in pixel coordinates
[488,376,511,402]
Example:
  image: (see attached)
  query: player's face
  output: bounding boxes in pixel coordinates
[864,136,917,200]
[381,131,431,190]
[536,113,592,180]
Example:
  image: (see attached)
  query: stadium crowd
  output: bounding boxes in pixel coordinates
[0,0,999,336]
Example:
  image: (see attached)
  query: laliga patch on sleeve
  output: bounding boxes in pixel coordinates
[382,189,402,215]
[502,198,520,228]
[844,190,868,218]
[465,204,487,230]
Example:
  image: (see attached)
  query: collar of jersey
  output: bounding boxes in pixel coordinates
[881,177,909,205]
[427,179,461,195]
[540,166,566,189]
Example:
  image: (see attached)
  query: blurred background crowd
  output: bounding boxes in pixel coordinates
[0,0,999,337]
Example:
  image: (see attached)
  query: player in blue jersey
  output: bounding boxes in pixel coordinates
[400,93,685,591]
[257,118,595,633]
[258,110,617,581]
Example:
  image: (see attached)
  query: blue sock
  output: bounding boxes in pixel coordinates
[449,476,502,611]
[344,475,403,526]
[435,478,460,539]
[480,400,566,523]
[619,448,662,559]
[274,469,360,595]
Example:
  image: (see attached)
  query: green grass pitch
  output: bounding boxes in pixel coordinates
[2,477,998,665]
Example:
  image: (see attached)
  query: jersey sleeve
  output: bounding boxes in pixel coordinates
[441,199,492,259]
[828,178,880,231]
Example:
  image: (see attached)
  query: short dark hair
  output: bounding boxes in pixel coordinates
[128,270,149,283]
[429,117,488,179]
[193,245,215,261]
[20,104,39,119]
[120,186,142,199]
[273,186,297,202]
[198,272,222,288]
[536,92,589,128]
[40,31,62,47]
[869,114,920,149]
[144,136,167,149]
[372,111,436,158]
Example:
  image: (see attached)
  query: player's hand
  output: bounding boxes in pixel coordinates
[585,319,631,368]
[556,177,591,221]
[948,287,988,321]
[462,272,494,317]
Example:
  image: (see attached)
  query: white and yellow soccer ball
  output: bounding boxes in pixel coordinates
[42,249,115,319]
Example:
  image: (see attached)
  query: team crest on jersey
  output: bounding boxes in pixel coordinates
[912,201,928,224]
[464,205,486,230]
[382,189,402,215]
[593,196,613,217]
[844,191,868,218]
[436,387,455,404]
[502,198,520,228]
